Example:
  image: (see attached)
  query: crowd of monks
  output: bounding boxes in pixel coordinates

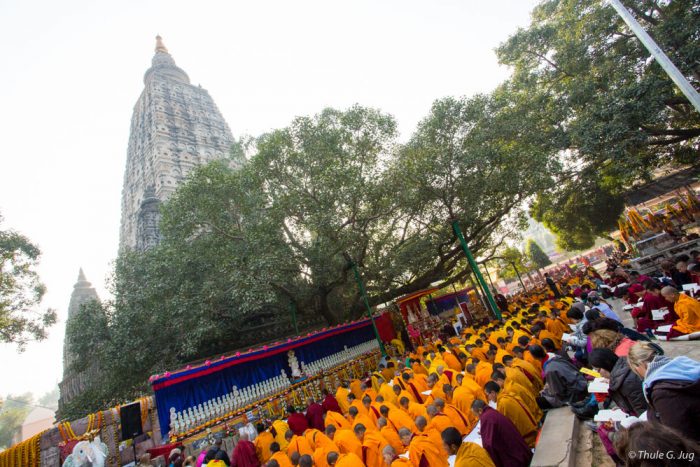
[237,273,603,467]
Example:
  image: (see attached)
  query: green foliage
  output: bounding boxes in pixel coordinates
[0,393,32,449]
[525,239,552,269]
[531,176,625,250]
[71,102,555,410]
[0,214,56,349]
[494,247,532,281]
[497,0,700,248]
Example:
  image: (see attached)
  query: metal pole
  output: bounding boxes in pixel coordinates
[451,220,501,319]
[483,263,497,292]
[289,301,299,334]
[512,261,527,292]
[606,0,700,113]
[347,256,387,356]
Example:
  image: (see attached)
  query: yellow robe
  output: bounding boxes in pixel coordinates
[454,441,496,467]
[335,386,350,414]
[272,419,290,450]
[254,430,274,463]
[361,430,389,467]
[674,293,700,334]
[496,392,538,448]
[325,410,350,430]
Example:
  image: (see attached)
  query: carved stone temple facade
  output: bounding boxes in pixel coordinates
[119,36,236,250]
[58,269,101,411]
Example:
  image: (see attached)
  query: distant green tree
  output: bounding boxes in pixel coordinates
[525,239,552,269]
[0,393,33,449]
[495,247,533,281]
[0,214,56,349]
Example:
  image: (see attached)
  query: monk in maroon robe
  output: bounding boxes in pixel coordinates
[231,433,260,467]
[472,401,532,467]
[287,407,309,436]
[305,399,325,431]
[321,389,341,414]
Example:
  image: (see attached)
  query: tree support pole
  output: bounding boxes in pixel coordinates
[347,255,387,357]
[607,0,700,113]
[512,261,527,292]
[451,220,502,320]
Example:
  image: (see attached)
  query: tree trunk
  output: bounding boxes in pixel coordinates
[317,289,339,325]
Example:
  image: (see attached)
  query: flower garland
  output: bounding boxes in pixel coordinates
[0,430,44,467]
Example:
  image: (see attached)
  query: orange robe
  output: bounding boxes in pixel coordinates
[505,379,542,422]
[350,379,363,399]
[494,348,512,365]
[361,430,389,467]
[287,434,314,457]
[381,425,405,455]
[325,410,351,430]
[407,433,448,467]
[351,413,378,432]
[452,386,479,428]
[386,408,417,434]
[336,452,365,467]
[350,399,369,416]
[475,361,494,388]
[538,329,561,349]
[254,431,274,463]
[308,431,338,467]
[270,451,293,467]
[496,392,538,448]
[426,412,453,435]
[512,357,543,392]
[403,401,428,421]
[412,362,429,375]
[363,388,378,402]
[333,428,363,458]
[444,404,472,435]
[454,441,496,467]
[335,387,350,414]
[442,352,463,371]
[379,383,398,406]
[460,375,487,403]
[673,293,700,334]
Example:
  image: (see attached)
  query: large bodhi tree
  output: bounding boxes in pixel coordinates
[65,102,557,415]
[497,0,700,249]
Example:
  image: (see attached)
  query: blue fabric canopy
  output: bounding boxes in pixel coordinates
[152,319,376,436]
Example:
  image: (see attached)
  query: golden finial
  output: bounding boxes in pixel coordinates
[155,35,168,53]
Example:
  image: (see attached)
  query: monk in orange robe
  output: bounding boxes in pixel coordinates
[254,425,275,463]
[399,430,448,467]
[378,417,405,455]
[326,425,362,458]
[335,384,351,414]
[349,379,363,399]
[286,430,314,457]
[355,424,388,467]
[484,381,538,448]
[325,410,350,430]
[380,405,417,434]
[269,443,293,467]
[399,397,428,421]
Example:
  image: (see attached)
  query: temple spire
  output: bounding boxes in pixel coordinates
[155,34,168,53]
[78,267,86,282]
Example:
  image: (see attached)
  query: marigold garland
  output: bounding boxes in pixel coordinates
[0,430,44,467]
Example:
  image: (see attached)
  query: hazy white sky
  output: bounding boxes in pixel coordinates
[0,0,539,398]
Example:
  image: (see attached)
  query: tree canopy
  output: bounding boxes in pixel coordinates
[525,239,552,269]
[498,0,700,249]
[0,214,56,349]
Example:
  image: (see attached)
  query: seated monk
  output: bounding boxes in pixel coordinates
[326,450,364,467]
[398,427,448,467]
[378,417,405,455]
[379,404,417,434]
[441,427,495,467]
[348,406,377,433]
[484,381,538,448]
[325,424,362,459]
[414,415,443,448]
[434,396,472,435]
[286,429,314,457]
[354,423,388,467]
[325,409,350,430]
[399,396,427,421]
[269,442,293,467]
[661,286,700,337]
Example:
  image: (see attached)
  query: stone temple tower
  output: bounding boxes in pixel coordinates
[58,269,101,411]
[119,36,236,250]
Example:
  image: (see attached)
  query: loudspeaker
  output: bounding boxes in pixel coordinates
[120,402,143,440]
